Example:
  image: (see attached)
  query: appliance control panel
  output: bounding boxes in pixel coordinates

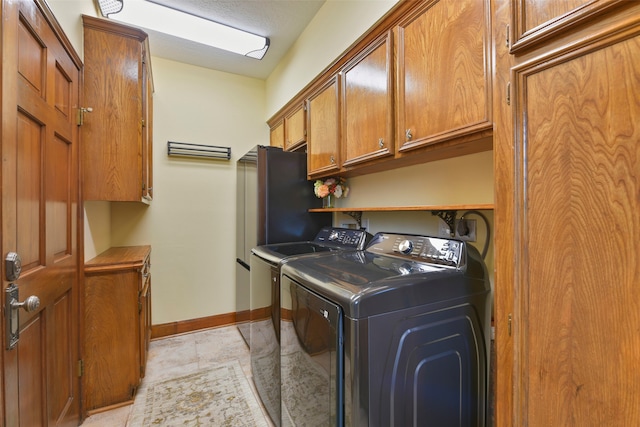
[314,227,371,250]
[367,233,464,268]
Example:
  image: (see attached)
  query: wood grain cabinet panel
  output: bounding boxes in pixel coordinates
[307,75,341,177]
[494,3,640,425]
[395,0,491,154]
[82,15,154,203]
[511,0,627,52]
[284,103,306,151]
[270,119,284,148]
[341,32,394,168]
[84,246,151,414]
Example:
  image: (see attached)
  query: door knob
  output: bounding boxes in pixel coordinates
[11,295,40,312]
[5,284,40,350]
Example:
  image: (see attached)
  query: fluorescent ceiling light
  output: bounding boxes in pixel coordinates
[96,0,269,59]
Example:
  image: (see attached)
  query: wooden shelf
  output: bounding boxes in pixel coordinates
[309,203,493,213]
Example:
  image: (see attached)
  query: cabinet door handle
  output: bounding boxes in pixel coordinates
[378,138,384,148]
[330,155,335,164]
[405,129,412,141]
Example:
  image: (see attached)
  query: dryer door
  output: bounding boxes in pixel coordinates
[281,275,344,427]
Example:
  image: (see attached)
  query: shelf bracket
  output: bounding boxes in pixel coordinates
[344,211,363,229]
[431,210,457,237]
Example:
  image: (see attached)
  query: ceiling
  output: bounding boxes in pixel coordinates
[119,0,326,79]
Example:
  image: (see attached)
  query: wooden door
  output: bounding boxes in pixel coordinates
[1,0,81,425]
[307,75,341,178]
[284,104,306,151]
[510,0,626,52]
[341,32,393,168]
[494,2,640,425]
[395,0,491,153]
[270,120,285,148]
[142,55,153,202]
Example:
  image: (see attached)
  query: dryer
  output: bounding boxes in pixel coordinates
[279,232,492,427]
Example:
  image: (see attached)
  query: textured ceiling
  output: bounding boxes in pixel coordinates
[129,0,326,79]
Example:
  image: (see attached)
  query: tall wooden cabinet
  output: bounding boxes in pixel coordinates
[84,246,152,414]
[82,15,154,203]
[494,1,640,425]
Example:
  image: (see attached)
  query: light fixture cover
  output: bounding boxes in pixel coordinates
[102,0,269,60]
[96,0,123,16]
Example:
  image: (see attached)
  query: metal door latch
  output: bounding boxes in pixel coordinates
[5,284,40,350]
[4,253,40,350]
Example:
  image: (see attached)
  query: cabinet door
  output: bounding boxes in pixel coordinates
[307,75,341,177]
[511,0,626,52]
[142,53,153,201]
[84,270,140,411]
[284,104,306,151]
[341,32,393,168]
[499,7,640,426]
[396,0,491,153]
[139,263,151,377]
[270,120,284,148]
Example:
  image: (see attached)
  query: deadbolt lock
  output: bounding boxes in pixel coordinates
[5,252,21,281]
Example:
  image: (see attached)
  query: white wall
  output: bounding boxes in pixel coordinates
[266,0,400,117]
[110,58,266,323]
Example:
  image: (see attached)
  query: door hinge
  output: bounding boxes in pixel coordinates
[506,24,510,47]
[77,107,93,126]
[77,359,84,377]
[506,82,511,105]
[508,313,512,336]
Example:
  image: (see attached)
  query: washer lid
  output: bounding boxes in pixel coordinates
[252,226,372,264]
[281,249,488,319]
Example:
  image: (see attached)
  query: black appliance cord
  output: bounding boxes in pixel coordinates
[460,210,491,260]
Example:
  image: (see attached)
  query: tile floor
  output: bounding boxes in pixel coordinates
[81,325,274,426]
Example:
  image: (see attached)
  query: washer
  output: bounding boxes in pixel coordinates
[250,227,371,426]
[279,232,492,427]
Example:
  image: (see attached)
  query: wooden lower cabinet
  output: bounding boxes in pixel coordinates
[83,246,152,414]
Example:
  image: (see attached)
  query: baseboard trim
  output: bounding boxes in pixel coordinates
[151,312,236,340]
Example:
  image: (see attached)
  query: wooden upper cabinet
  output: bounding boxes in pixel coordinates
[270,119,284,148]
[284,103,306,151]
[395,0,491,154]
[510,0,627,52]
[341,32,394,168]
[307,75,341,177]
[82,15,154,203]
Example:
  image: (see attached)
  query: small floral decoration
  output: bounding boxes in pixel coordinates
[314,177,349,199]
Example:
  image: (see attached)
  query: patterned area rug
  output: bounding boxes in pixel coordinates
[129,360,268,427]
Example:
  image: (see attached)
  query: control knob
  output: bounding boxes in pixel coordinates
[398,239,414,255]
